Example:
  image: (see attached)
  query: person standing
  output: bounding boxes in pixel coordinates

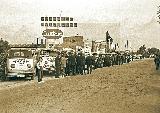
[104,55,111,67]
[36,57,43,82]
[76,53,81,74]
[154,55,160,70]
[92,54,97,70]
[61,54,67,77]
[68,52,76,76]
[76,53,85,75]
[85,54,93,74]
[55,53,62,78]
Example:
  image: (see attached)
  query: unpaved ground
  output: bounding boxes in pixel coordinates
[0,59,160,113]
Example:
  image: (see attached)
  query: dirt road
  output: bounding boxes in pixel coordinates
[0,59,160,113]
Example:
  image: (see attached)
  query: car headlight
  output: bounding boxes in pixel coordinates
[27,64,31,68]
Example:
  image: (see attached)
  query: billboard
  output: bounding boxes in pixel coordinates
[41,17,77,27]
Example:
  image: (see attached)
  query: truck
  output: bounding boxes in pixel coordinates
[5,48,36,80]
[39,49,57,75]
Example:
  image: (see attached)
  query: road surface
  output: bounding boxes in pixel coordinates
[0,59,160,113]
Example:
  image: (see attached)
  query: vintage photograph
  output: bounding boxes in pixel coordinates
[0,0,160,113]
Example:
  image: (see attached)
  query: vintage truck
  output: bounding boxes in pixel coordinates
[5,48,36,80]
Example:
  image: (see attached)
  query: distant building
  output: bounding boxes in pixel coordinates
[61,35,84,50]
[42,29,63,49]
[91,31,114,53]
[39,16,120,52]
[10,44,37,48]
[92,40,107,54]
[36,37,46,48]
[40,16,78,50]
[83,41,92,56]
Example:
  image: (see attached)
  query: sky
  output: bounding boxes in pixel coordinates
[0,0,160,50]
[0,0,159,23]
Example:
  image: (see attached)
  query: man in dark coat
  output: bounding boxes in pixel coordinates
[92,55,97,69]
[55,53,61,78]
[68,52,76,75]
[104,55,111,67]
[85,54,93,74]
[36,57,43,82]
[154,55,160,70]
[76,53,85,75]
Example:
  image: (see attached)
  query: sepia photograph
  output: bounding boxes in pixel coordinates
[0,0,160,113]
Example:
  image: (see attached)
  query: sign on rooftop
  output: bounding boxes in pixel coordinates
[41,16,77,27]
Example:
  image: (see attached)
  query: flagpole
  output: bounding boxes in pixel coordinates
[109,38,110,52]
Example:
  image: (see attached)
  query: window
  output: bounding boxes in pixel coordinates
[70,17,73,21]
[45,17,48,21]
[53,17,56,21]
[53,23,56,27]
[14,52,20,57]
[41,23,44,26]
[66,17,69,21]
[74,23,77,27]
[57,17,60,21]
[61,23,65,27]
[45,23,48,26]
[41,17,44,21]
[66,23,69,27]
[49,23,52,26]
[57,23,60,27]
[70,23,73,27]
[49,17,52,21]
[61,17,65,21]
[14,52,24,57]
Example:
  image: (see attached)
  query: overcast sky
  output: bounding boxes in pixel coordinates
[0,0,160,49]
[0,0,159,24]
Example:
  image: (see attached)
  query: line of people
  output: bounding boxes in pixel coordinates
[54,52,132,78]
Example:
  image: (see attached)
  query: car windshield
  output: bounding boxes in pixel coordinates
[8,49,32,58]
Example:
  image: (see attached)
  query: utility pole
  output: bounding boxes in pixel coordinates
[59,10,62,27]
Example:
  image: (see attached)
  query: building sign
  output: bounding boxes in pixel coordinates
[41,16,77,27]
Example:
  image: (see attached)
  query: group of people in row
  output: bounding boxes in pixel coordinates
[54,52,132,78]
[36,52,133,82]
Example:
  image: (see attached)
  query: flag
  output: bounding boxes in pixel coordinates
[106,31,111,42]
[115,44,117,50]
[127,40,129,48]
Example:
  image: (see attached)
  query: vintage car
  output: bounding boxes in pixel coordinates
[39,49,57,75]
[5,49,36,80]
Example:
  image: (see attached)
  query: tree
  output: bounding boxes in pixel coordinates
[157,6,160,23]
[0,38,10,80]
[0,38,10,53]
[0,38,10,67]
[148,47,159,55]
[137,44,146,55]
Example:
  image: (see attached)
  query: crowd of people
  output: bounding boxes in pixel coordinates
[36,52,133,81]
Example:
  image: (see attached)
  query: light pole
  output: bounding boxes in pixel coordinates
[59,10,62,27]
